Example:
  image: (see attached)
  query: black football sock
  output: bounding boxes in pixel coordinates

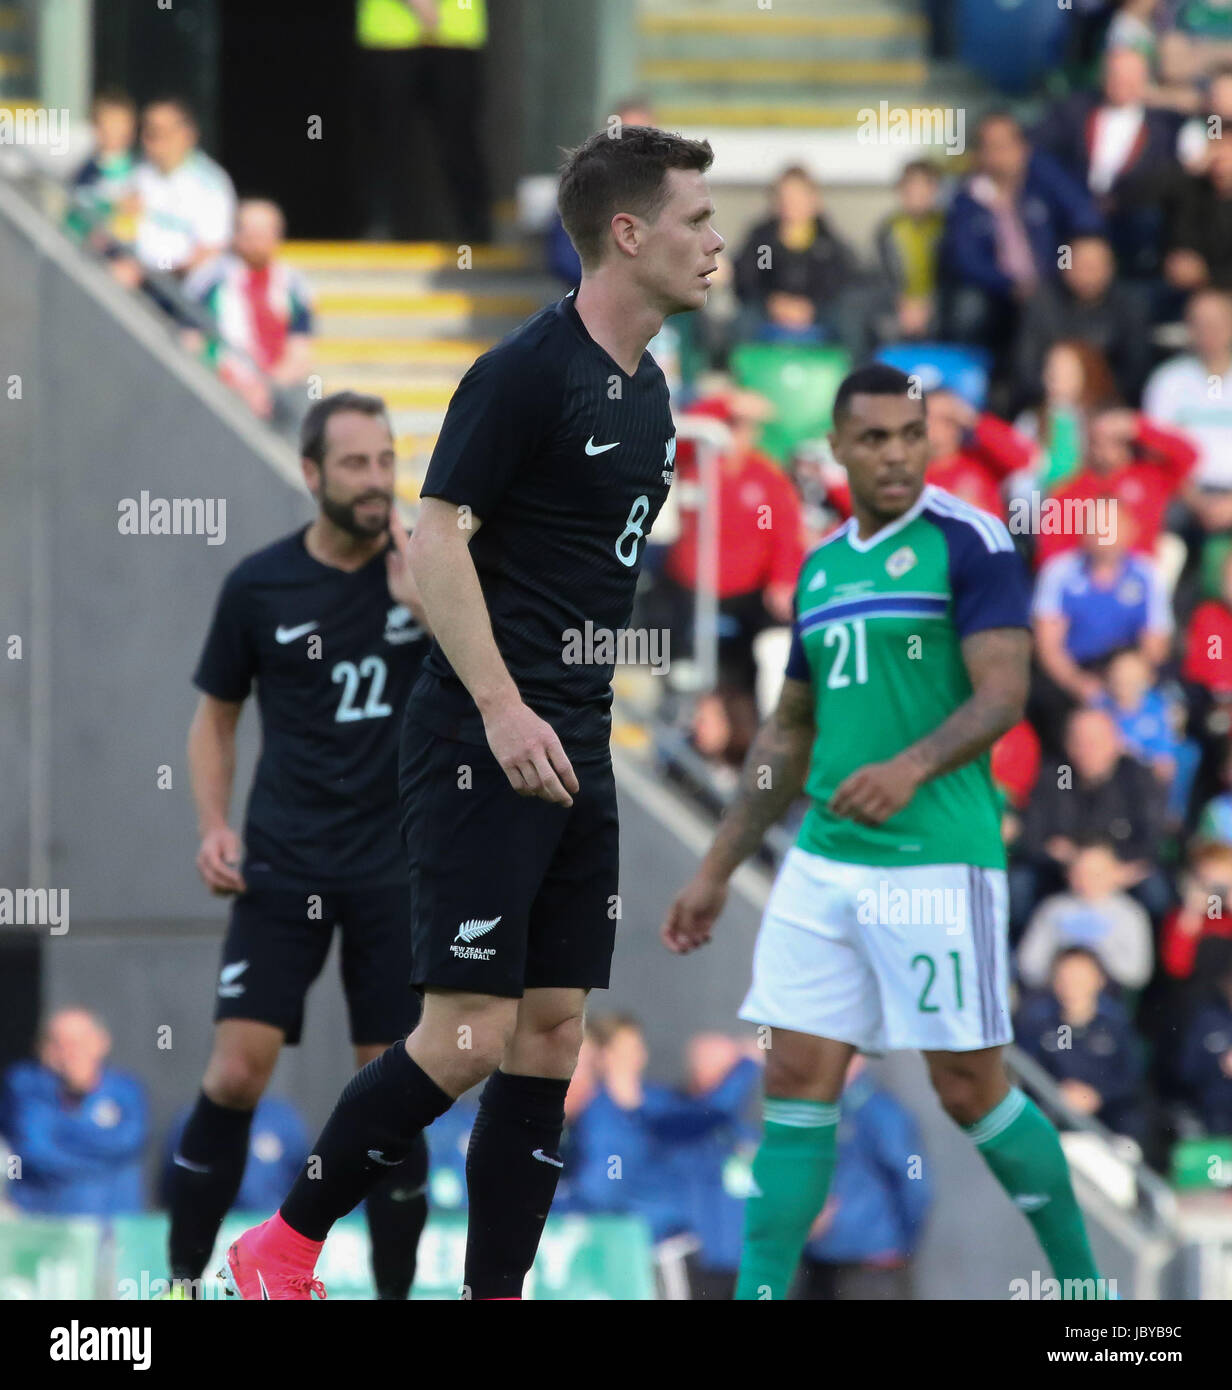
[463,1071,569,1300]
[365,1130,430,1300]
[168,1092,255,1282]
[280,1042,451,1242]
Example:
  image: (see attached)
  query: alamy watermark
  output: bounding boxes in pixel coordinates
[856,101,966,157]
[0,106,71,158]
[117,493,227,546]
[561,622,670,676]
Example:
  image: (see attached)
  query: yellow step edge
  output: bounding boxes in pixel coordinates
[283,241,528,271]
[314,339,492,365]
[323,382,455,408]
[640,12,925,38]
[316,291,539,316]
[395,433,439,456]
[658,104,872,129]
[641,58,928,84]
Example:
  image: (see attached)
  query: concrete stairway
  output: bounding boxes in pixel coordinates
[638,0,932,131]
[282,241,559,500]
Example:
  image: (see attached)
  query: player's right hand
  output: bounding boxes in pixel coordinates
[483,701,579,807]
[196,826,246,896]
[661,872,728,955]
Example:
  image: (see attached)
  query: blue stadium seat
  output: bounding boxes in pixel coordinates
[875,342,992,409]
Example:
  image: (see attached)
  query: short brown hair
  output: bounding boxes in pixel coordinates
[557,126,714,271]
[300,391,391,467]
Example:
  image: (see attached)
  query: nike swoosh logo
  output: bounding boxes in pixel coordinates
[275,622,319,644]
[367,1149,401,1167]
[258,1270,270,1300]
[172,1153,211,1174]
[584,437,619,455]
[532,1148,564,1168]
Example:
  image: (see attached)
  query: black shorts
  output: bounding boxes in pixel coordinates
[213,884,418,1046]
[399,721,619,998]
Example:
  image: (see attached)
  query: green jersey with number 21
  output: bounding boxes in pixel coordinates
[785,485,1031,870]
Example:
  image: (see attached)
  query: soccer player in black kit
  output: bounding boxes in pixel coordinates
[222,126,723,1299]
[168,391,432,1299]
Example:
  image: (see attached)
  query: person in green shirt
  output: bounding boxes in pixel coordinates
[663,363,1103,1301]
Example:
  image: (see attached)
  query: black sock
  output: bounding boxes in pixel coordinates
[280,1042,451,1242]
[365,1130,430,1300]
[167,1092,254,1282]
[463,1071,569,1300]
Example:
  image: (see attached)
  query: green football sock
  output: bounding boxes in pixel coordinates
[734,1097,838,1301]
[965,1087,1102,1298]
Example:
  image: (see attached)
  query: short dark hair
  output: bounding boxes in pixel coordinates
[91,88,136,119]
[557,126,714,271]
[300,391,391,466]
[832,363,919,427]
[899,158,939,183]
[143,95,196,127]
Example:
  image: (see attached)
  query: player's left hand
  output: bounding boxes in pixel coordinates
[828,755,922,827]
[385,508,431,633]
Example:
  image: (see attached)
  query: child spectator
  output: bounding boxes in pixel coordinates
[1161,843,1232,976]
[874,160,944,342]
[1015,947,1147,1141]
[0,1009,148,1216]
[1097,647,1198,820]
[66,90,137,246]
[1017,840,1155,990]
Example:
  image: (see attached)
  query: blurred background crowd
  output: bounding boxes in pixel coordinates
[4,0,1232,1296]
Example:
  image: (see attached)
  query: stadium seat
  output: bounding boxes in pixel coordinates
[729,342,850,464]
[956,0,1068,96]
[1169,1136,1232,1190]
[875,342,992,410]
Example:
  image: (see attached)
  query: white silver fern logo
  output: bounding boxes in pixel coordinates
[454,916,501,944]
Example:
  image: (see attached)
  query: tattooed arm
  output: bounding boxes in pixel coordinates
[661,676,815,954]
[829,627,1031,827]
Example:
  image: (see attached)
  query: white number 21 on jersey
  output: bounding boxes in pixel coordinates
[822,618,868,688]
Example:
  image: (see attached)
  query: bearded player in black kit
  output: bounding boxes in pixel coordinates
[222,126,723,1300]
[168,392,432,1299]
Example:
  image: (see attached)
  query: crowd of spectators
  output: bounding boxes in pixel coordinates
[618,28,1232,1171]
[63,89,315,434]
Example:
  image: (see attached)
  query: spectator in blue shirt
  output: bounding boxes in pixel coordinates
[0,1009,148,1216]
[1016,946,1148,1142]
[160,1094,309,1216]
[562,1014,691,1243]
[794,1056,932,1300]
[674,1033,761,1300]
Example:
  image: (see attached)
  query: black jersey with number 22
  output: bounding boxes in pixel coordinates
[405,292,676,759]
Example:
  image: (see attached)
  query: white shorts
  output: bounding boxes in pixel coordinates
[739,848,1012,1054]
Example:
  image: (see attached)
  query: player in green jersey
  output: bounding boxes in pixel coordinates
[662,363,1101,1300]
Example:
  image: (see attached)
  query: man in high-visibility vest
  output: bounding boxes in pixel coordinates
[356,0,492,242]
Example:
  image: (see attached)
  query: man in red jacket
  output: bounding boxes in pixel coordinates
[663,391,805,765]
[1033,407,1197,567]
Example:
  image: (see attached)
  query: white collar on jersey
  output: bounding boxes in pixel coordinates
[843,484,933,553]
